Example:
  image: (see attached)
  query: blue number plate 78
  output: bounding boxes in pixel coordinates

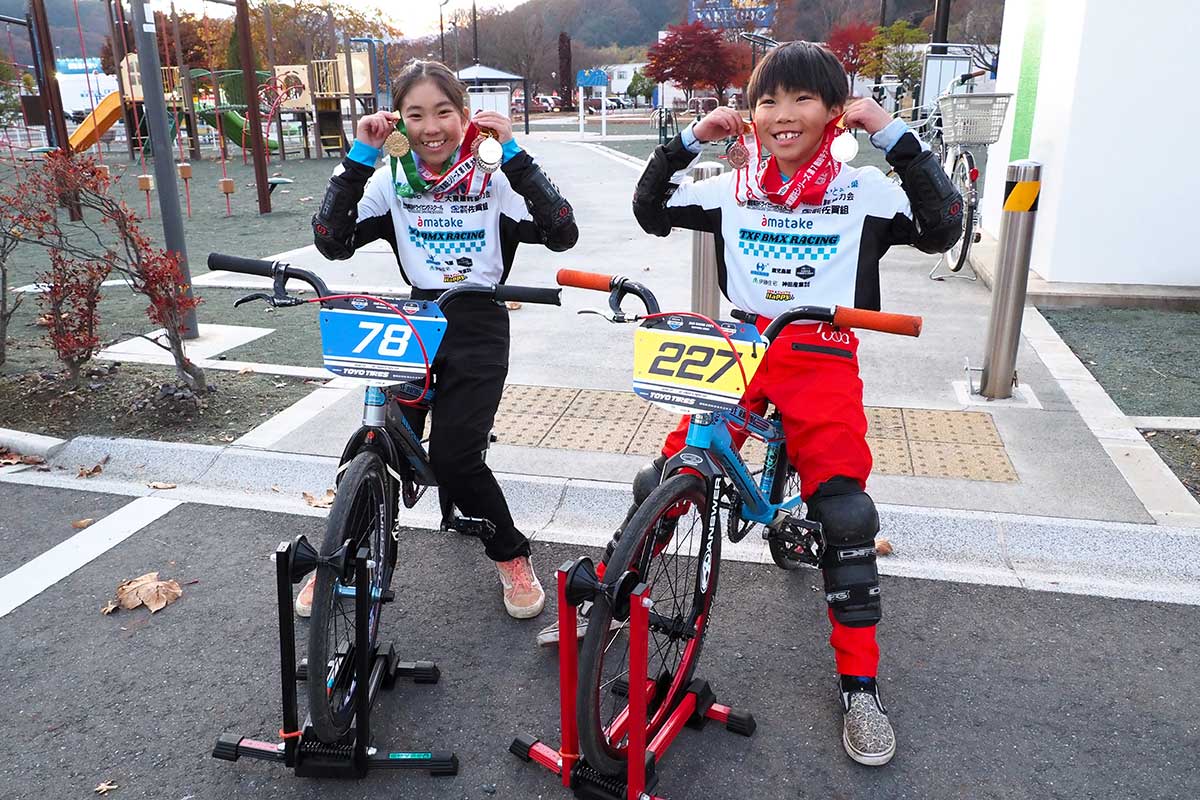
[318,297,447,385]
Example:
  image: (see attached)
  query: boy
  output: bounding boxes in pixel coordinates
[628,42,962,766]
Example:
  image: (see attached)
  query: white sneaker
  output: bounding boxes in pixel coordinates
[496,556,546,619]
[294,574,316,618]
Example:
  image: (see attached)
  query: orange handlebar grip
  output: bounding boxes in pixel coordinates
[832,306,923,337]
[556,269,616,292]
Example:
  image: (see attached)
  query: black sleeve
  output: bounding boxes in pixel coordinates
[884,132,963,254]
[499,151,578,252]
[311,157,396,260]
[632,133,713,235]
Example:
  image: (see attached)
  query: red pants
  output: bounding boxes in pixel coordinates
[662,320,879,677]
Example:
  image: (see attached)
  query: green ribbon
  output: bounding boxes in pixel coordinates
[389,119,461,199]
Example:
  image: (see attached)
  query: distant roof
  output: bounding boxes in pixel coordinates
[456,64,524,82]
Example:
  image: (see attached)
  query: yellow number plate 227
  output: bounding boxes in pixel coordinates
[633,315,766,414]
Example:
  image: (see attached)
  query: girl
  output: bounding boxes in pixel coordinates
[302,60,578,619]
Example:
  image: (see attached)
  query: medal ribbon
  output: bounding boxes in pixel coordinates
[391,121,490,200]
[732,117,843,209]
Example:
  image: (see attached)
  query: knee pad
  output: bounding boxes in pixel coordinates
[806,477,881,628]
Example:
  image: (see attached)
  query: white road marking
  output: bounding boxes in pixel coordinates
[0,496,181,618]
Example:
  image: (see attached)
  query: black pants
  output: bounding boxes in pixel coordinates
[398,294,529,562]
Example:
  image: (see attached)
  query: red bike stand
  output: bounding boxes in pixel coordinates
[511,558,756,800]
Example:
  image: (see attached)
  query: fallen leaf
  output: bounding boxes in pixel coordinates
[1146,431,1158,438]
[504,301,522,310]
[20,454,44,465]
[875,538,893,556]
[270,484,281,493]
[302,489,336,508]
[0,453,20,466]
[94,780,118,795]
[238,367,254,375]
[78,463,103,478]
[71,518,95,529]
[147,481,177,490]
[100,600,118,615]
[115,571,183,612]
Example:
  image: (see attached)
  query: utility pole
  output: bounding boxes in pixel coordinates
[129,0,198,336]
[440,0,449,63]
[932,0,952,55]
[472,0,479,65]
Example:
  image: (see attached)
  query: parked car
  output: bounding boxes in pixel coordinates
[685,96,720,116]
[584,97,620,113]
[534,94,562,112]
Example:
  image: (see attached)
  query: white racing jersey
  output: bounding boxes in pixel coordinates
[665,163,913,318]
[347,161,538,290]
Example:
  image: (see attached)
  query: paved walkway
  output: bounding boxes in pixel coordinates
[4,132,1199,607]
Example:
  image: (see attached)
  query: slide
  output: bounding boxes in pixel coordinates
[68,91,123,153]
[199,108,279,152]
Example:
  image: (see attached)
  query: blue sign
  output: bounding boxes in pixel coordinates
[55,58,103,75]
[688,0,777,29]
[319,298,447,384]
[576,69,608,88]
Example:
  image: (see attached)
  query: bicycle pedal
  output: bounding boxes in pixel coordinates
[766,514,823,564]
[445,516,496,541]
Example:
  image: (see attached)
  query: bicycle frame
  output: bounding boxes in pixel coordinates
[664,405,801,528]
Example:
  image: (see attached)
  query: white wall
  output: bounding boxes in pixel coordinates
[982,0,1200,286]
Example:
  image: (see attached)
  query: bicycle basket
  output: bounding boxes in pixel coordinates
[937,93,1012,147]
[318,296,446,385]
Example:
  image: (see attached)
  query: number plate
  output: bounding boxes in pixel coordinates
[632,315,766,414]
[319,297,447,385]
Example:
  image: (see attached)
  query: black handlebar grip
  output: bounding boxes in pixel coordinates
[493,285,562,306]
[207,253,276,277]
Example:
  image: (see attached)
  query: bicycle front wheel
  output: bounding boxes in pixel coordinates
[306,450,396,743]
[577,473,719,776]
[946,150,977,273]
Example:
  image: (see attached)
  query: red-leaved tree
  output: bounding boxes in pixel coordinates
[827,21,877,88]
[12,152,205,390]
[645,21,734,102]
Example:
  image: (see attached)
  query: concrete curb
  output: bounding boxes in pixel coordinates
[0,427,66,459]
[3,434,1197,607]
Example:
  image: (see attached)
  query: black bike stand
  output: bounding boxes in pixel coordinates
[212,536,459,779]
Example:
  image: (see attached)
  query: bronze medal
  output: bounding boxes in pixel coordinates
[383,129,410,158]
[472,133,503,174]
[726,138,750,170]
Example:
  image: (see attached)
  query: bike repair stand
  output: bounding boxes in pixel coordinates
[212,535,459,779]
[511,558,756,800]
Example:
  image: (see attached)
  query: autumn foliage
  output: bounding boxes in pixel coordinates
[645,22,739,102]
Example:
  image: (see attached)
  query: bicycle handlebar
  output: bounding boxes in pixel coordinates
[557,269,921,340]
[210,252,562,309]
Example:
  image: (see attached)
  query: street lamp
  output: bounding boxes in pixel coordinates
[471,0,479,66]
[439,0,449,63]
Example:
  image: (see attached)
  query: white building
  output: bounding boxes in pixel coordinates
[980,0,1199,289]
[55,58,118,116]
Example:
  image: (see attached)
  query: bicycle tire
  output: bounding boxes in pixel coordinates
[306,450,395,743]
[946,150,977,274]
[577,474,719,776]
[767,463,808,571]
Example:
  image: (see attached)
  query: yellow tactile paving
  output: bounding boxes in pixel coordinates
[867,436,913,476]
[866,407,907,440]
[492,412,559,447]
[540,417,639,454]
[491,385,1017,483]
[902,408,1003,447]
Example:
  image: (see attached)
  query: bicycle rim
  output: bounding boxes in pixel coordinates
[948,152,977,273]
[306,451,393,743]
[576,474,718,776]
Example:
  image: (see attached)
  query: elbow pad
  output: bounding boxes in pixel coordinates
[504,152,578,251]
[312,161,371,260]
[633,134,699,236]
[899,150,964,254]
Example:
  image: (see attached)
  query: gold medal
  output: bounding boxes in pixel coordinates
[383,129,410,158]
[472,132,504,174]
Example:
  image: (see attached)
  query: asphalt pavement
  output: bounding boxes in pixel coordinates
[1,484,1196,800]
